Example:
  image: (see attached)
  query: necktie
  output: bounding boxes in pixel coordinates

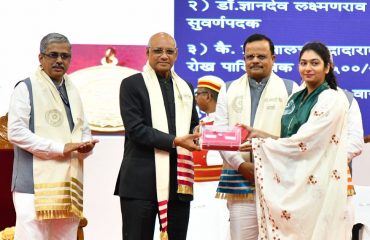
[57,84,74,131]
[57,85,69,107]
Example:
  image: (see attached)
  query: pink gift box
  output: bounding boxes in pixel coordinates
[200,125,243,151]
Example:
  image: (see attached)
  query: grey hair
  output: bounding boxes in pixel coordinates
[40,33,71,54]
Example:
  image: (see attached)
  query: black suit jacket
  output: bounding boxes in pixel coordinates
[114,73,199,201]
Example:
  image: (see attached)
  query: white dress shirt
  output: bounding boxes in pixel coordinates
[346,97,364,161]
[8,81,92,159]
[214,77,299,170]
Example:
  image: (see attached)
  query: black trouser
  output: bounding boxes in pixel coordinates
[352,223,364,240]
[120,198,190,240]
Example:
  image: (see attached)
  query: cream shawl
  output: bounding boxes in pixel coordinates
[252,89,349,239]
[227,72,288,140]
[142,63,194,239]
[216,73,289,200]
[32,66,84,220]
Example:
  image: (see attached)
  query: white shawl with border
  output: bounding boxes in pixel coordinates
[252,89,349,239]
[32,66,84,220]
[142,63,194,239]
[216,73,289,200]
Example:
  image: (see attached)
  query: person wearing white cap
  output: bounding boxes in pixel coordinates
[187,75,230,240]
[195,75,224,124]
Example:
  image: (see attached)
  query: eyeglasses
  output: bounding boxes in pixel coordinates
[244,54,268,62]
[195,91,208,97]
[148,47,177,56]
[42,52,71,60]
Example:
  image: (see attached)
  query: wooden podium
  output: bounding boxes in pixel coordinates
[0,114,16,231]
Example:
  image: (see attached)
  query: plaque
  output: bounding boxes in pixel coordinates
[200,125,247,151]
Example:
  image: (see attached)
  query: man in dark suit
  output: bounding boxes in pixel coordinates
[114,32,200,240]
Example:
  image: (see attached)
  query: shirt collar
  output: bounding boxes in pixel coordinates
[52,78,65,88]
[248,75,269,88]
[156,73,172,82]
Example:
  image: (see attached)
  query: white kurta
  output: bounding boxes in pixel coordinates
[252,89,350,240]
